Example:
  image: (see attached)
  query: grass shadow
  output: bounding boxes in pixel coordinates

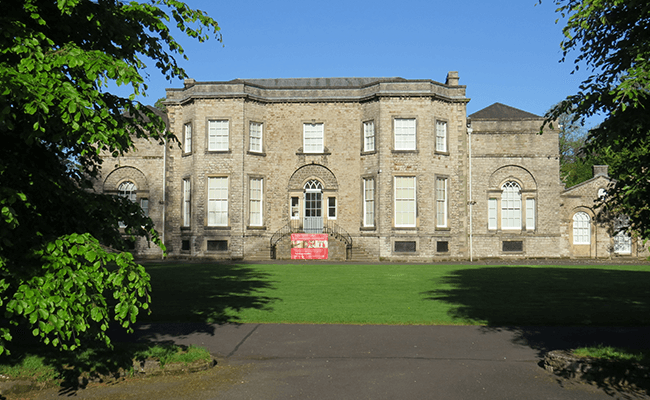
[139,261,278,329]
[0,330,191,396]
[423,265,650,396]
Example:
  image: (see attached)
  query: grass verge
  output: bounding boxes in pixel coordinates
[0,341,212,388]
[573,345,650,364]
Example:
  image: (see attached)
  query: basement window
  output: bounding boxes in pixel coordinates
[207,240,228,251]
[502,241,523,252]
[181,240,190,251]
[394,241,416,253]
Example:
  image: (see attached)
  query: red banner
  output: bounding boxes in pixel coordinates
[291,234,328,259]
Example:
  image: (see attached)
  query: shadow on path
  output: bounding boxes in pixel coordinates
[424,266,650,397]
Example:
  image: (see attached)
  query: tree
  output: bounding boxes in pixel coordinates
[154,97,168,112]
[0,0,221,354]
[554,106,595,187]
[545,0,650,241]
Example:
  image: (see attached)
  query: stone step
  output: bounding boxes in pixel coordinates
[350,247,376,262]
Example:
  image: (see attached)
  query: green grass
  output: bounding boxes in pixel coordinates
[135,344,211,367]
[574,345,650,364]
[0,341,211,387]
[0,353,59,383]
[142,262,650,326]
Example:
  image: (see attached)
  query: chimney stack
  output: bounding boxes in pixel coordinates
[446,71,459,86]
[593,165,609,178]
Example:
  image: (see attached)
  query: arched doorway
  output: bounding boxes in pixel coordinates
[304,179,323,233]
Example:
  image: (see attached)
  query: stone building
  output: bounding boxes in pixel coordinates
[94,72,648,261]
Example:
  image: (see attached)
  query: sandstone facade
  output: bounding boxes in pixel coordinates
[95,73,648,261]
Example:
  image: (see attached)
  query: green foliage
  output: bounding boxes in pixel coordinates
[545,0,650,241]
[554,104,597,187]
[154,97,168,112]
[0,0,221,354]
[574,345,650,364]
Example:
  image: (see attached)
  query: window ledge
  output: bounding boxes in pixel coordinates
[205,226,231,230]
[247,226,267,230]
[435,151,450,156]
[361,150,377,156]
[391,150,418,154]
[296,151,331,156]
[180,226,191,231]
[206,150,232,154]
[435,227,451,231]
[360,226,376,231]
[247,151,266,157]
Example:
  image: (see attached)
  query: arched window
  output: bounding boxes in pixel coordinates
[304,179,323,192]
[118,181,137,202]
[573,212,591,244]
[501,181,521,229]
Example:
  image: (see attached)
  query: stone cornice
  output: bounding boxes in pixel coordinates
[165,80,469,105]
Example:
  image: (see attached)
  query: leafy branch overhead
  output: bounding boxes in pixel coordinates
[0,0,221,354]
[545,0,650,240]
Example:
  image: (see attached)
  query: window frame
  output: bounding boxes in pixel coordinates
[118,181,137,228]
[393,118,417,151]
[435,120,448,154]
[435,176,448,228]
[182,178,191,227]
[327,197,337,220]
[572,211,591,245]
[614,231,632,254]
[290,196,300,220]
[501,181,522,230]
[303,122,324,153]
[207,176,229,227]
[118,181,137,202]
[394,176,417,228]
[140,198,149,217]
[488,198,498,230]
[363,177,375,228]
[183,122,192,154]
[249,121,263,153]
[249,177,263,227]
[525,197,536,230]
[363,120,375,152]
[208,119,229,152]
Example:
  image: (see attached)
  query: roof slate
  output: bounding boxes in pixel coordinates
[469,102,540,120]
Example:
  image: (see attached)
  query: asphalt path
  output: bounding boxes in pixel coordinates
[30,324,650,399]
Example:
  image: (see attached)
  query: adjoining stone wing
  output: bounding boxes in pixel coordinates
[468,103,564,259]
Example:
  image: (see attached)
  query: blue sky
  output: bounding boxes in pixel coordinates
[129,0,596,126]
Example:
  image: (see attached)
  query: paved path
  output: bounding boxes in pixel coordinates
[30,324,650,399]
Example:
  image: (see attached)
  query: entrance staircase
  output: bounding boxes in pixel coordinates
[270,220,353,260]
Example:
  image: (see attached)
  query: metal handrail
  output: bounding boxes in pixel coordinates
[323,220,353,249]
[270,219,353,258]
[270,219,302,248]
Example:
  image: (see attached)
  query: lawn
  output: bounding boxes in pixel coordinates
[142,262,650,326]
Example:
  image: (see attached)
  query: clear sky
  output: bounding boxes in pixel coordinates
[128,0,597,126]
